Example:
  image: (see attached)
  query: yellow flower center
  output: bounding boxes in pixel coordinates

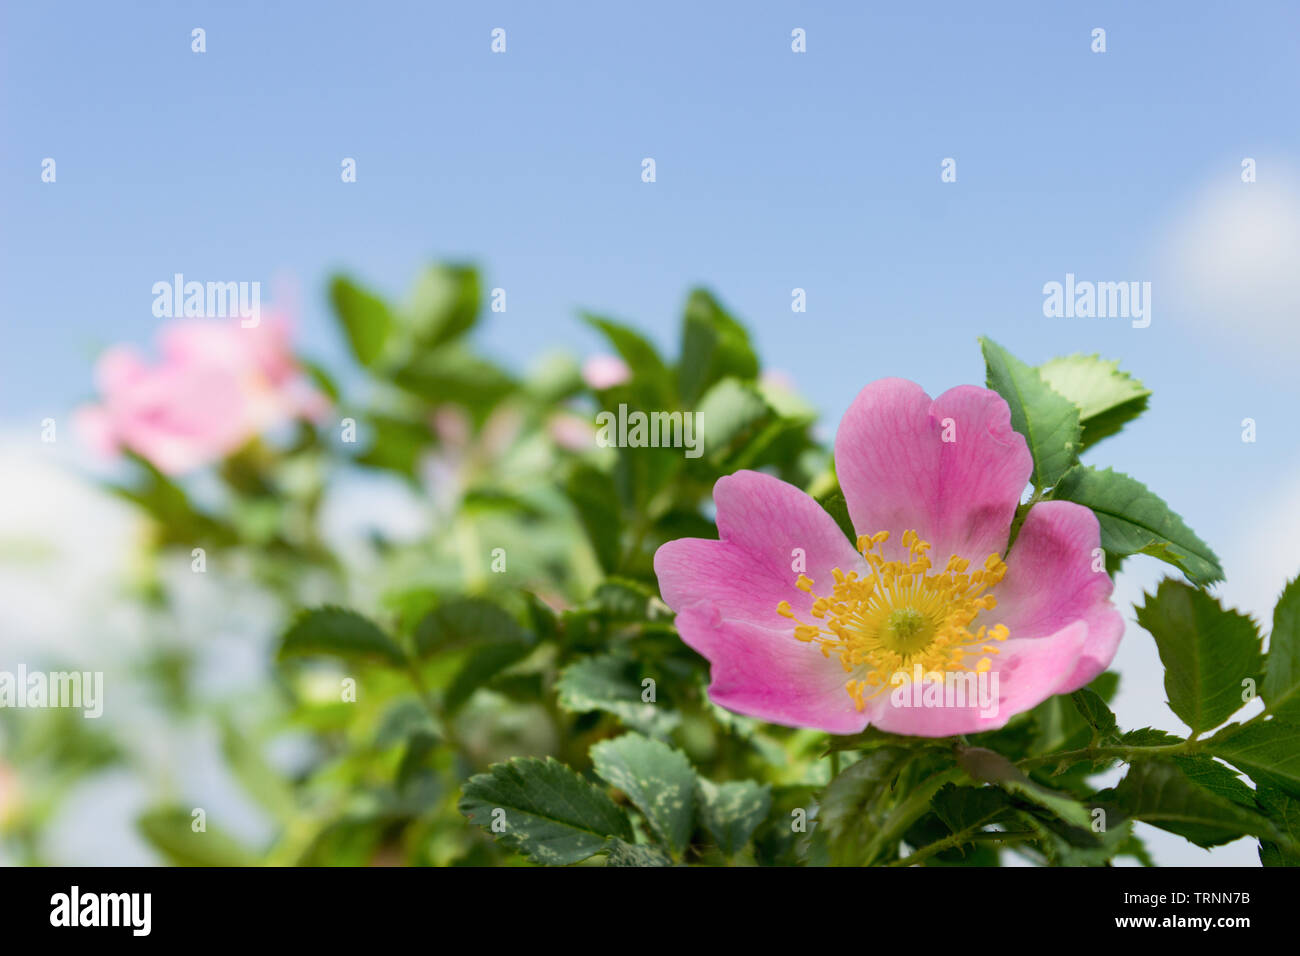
[776,530,1010,711]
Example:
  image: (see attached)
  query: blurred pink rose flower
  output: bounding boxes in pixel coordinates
[581,354,631,390]
[75,315,329,475]
[547,411,596,452]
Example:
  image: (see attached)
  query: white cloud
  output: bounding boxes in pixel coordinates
[1159,166,1300,354]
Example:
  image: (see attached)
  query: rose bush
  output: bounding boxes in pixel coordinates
[6,263,1297,867]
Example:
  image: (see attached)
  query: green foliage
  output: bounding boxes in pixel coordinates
[278,607,407,666]
[458,757,633,865]
[1135,580,1262,733]
[138,809,258,867]
[1052,466,1224,584]
[696,778,772,857]
[1263,577,1300,718]
[590,733,696,857]
[1037,353,1150,451]
[980,337,1081,489]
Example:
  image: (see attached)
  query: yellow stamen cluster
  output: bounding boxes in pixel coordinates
[776,530,1010,710]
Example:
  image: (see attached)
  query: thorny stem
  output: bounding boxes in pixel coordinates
[1017,739,1196,770]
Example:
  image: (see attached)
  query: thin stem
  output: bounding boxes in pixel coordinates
[1017,740,1196,770]
[888,829,1036,867]
[862,765,964,864]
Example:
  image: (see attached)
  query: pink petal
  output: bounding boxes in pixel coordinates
[994,500,1125,691]
[73,404,118,457]
[582,354,631,390]
[94,346,148,393]
[654,470,869,731]
[674,607,869,733]
[834,379,1032,563]
[865,624,1090,737]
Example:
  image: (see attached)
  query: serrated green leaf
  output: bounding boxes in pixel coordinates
[278,607,406,665]
[1170,755,1257,808]
[931,784,1013,835]
[1120,727,1185,747]
[1094,759,1285,849]
[1070,689,1119,743]
[1257,786,1300,866]
[979,337,1081,488]
[555,653,680,736]
[1053,466,1224,585]
[603,839,673,866]
[329,275,393,367]
[1263,577,1300,718]
[1136,580,1262,733]
[459,757,632,865]
[1208,721,1300,797]
[697,778,772,856]
[590,733,696,857]
[1037,354,1150,450]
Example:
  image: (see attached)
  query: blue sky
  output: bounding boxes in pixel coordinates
[4,1,1300,863]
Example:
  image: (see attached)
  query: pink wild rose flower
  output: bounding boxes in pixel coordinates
[75,315,329,475]
[653,378,1123,737]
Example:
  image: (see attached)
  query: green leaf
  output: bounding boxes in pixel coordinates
[218,718,297,821]
[814,488,857,546]
[564,463,623,573]
[819,747,913,865]
[677,289,759,405]
[353,412,433,478]
[278,607,406,666]
[1135,580,1262,733]
[590,733,696,857]
[1052,466,1224,585]
[1263,577,1300,718]
[957,746,1093,830]
[697,778,772,856]
[603,839,673,867]
[1257,786,1300,866]
[1094,759,1284,849]
[137,808,258,867]
[404,264,478,348]
[1120,727,1185,747]
[443,641,534,714]
[1208,721,1300,797]
[413,598,526,658]
[388,345,515,416]
[458,757,632,865]
[695,378,774,464]
[930,784,1013,836]
[1170,755,1257,808]
[583,313,674,402]
[329,275,393,367]
[556,653,680,736]
[979,337,1081,488]
[1037,354,1151,451]
[1070,689,1119,743]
